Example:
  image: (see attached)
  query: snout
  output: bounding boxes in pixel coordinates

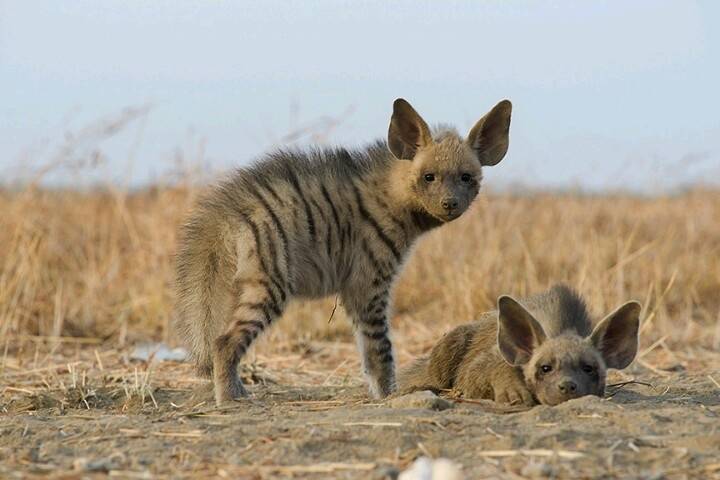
[440,197,460,219]
[558,380,578,396]
[537,376,603,406]
[441,197,459,211]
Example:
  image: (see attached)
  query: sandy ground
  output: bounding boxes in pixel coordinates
[2,342,720,479]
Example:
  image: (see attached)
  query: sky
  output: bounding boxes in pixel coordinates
[1,1,719,191]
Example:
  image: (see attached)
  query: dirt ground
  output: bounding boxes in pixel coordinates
[2,340,720,480]
[3,188,720,477]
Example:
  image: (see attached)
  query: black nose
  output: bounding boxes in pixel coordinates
[558,380,577,394]
[441,198,459,210]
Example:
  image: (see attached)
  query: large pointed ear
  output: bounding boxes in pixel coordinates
[589,301,641,369]
[497,295,547,366]
[388,98,433,160]
[466,99,512,166]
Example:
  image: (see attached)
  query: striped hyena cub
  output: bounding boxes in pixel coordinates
[399,285,641,406]
[175,98,512,404]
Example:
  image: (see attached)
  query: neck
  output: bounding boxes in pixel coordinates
[380,159,444,235]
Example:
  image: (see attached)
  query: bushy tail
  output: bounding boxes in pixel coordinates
[173,291,215,377]
[173,229,222,378]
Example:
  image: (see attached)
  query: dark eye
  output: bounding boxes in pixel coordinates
[582,364,595,374]
[424,173,435,183]
[540,365,553,373]
[460,173,472,183]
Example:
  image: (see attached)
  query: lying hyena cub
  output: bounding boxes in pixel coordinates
[399,285,641,406]
[175,98,512,405]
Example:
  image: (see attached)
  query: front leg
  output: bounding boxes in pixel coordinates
[489,363,535,406]
[455,352,535,406]
[343,287,396,398]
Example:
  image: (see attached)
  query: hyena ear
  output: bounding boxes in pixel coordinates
[466,99,512,166]
[497,295,547,366]
[589,301,641,370]
[388,98,433,160]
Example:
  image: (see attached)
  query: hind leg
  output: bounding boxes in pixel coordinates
[195,360,214,378]
[212,279,286,405]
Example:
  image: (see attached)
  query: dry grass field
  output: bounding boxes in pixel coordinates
[2,182,720,478]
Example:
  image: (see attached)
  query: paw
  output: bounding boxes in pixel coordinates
[214,375,248,406]
[493,381,535,406]
[368,376,397,399]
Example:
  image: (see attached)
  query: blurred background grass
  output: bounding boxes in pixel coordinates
[2,177,718,354]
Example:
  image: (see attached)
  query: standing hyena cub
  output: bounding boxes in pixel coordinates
[399,285,641,406]
[175,98,512,404]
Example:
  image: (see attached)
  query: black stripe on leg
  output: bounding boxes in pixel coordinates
[238,214,288,305]
[363,294,387,315]
[258,278,286,307]
[263,300,282,318]
[215,333,233,351]
[362,328,389,340]
[236,319,265,331]
[378,351,394,364]
[374,337,392,353]
[363,315,387,328]
[237,336,252,353]
[366,292,384,308]
[255,279,277,304]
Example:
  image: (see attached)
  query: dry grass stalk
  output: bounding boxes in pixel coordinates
[478,449,586,460]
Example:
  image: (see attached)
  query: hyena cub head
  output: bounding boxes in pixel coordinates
[387,98,512,222]
[496,296,641,406]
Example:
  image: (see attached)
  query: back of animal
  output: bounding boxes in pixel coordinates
[507,284,593,338]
